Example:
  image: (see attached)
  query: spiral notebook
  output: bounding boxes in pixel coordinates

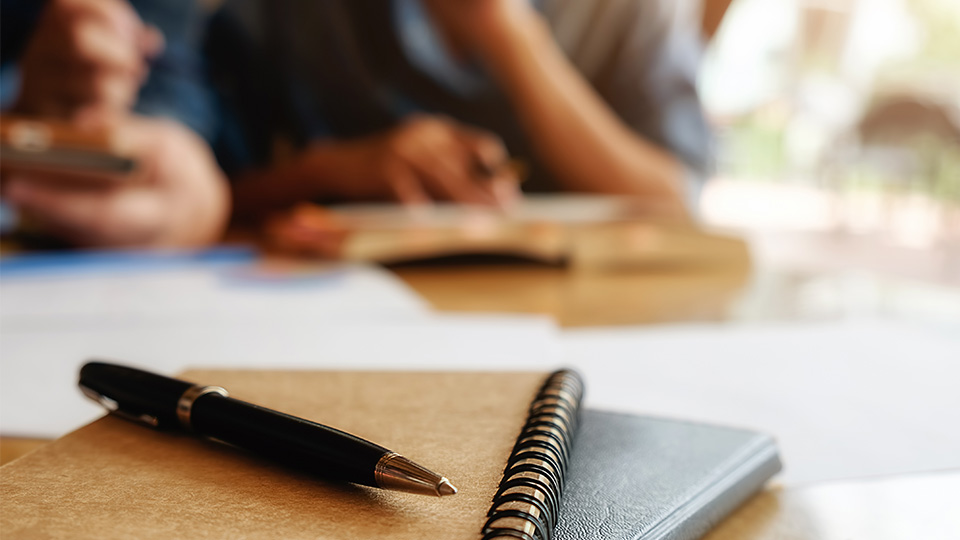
[1,369,780,539]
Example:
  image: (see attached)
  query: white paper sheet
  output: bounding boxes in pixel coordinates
[562,319,960,487]
[1,259,429,330]
[0,314,560,438]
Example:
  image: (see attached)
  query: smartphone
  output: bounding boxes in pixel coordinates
[0,116,138,177]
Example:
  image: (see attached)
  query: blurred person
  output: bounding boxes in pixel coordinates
[2,0,711,247]
[217,0,712,220]
[0,0,230,248]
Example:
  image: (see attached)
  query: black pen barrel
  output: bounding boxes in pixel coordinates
[189,394,387,487]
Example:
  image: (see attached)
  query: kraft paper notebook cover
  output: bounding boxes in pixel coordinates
[1,369,781,539]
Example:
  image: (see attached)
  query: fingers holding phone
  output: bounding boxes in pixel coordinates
[15,0,164,120]
[1,118,149,245]
[1,117,230,248]
[1,116,138,183]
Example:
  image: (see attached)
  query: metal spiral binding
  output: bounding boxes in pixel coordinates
[482,370,584,540]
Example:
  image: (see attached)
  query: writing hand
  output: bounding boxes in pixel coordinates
[315,115,520,206]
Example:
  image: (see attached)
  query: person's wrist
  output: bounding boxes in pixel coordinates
[301,141,348,200]
[300,139,378,201]
[424,0,543,60]
[471,5,548,68]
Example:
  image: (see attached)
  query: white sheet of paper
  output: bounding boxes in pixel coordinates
[561,319,960,487]
[1,260,428,330]
[0,314,559,438]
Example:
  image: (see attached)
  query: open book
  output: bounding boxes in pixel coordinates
[1,369,780,539]
[266,195,750,269]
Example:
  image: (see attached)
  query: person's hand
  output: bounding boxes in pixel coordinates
[1,117,230,248]
[312,115,521,206]
[14,0,164,120]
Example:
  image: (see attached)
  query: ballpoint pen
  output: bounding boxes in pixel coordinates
[78,361,458,497]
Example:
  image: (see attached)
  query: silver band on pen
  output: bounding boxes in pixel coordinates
[176,385,229,430]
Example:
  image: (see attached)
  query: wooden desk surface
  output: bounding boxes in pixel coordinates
[3,239,957,539]
[704,472,960,540]
[393,262,752,327]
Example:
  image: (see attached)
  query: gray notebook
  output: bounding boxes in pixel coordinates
[556,410,782,540]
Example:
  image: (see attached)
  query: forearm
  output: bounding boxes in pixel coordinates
[231,116,517,219]
[230,141,366,222]
[231,158,320,223]
[477,12,689,213]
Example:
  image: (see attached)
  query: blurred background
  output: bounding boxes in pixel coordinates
[697,0,960,323]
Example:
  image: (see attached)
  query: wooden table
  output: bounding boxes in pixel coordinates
[3,243,958,539]
[704,472,960,540]
[394,261,752,327]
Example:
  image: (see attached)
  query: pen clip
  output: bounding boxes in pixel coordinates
[80,383,160,428]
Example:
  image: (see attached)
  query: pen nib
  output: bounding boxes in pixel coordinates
[375,453,458,497]
[437,479,458,497]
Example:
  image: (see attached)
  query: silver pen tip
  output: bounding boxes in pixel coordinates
[375,452,458,497]
[437,478,458,497]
